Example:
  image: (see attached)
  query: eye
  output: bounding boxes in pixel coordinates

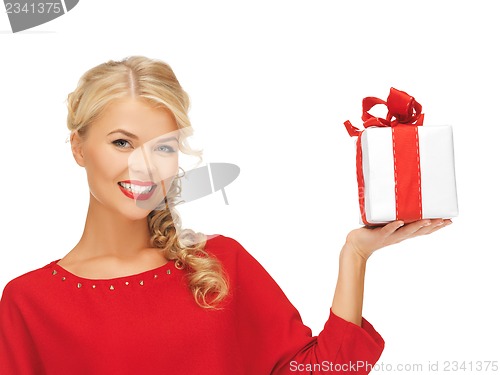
[112,139,132,149]
[154,144,176,153]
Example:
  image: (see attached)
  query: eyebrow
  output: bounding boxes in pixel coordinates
[107,129,179,143]
[107,129,139,139]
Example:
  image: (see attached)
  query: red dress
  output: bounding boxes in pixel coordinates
[0,234,384,374]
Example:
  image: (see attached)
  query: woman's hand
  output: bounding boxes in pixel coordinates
[345,218,452,261]
[331,218,452,326]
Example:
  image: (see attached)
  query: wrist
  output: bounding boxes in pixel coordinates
[340,243,370,264]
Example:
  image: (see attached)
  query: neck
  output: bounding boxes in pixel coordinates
[73,194,153,260]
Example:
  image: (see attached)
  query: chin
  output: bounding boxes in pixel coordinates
[112,198,155,220]
[134,191,176,212]
[118,208,153,222]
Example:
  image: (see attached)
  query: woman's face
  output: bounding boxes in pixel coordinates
[71,97,180,220]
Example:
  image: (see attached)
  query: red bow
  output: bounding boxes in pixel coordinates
[344,87,425,137]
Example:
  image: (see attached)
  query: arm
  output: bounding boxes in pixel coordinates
[213,218,451,374]
[331,218,452,326]
[0,281,41,375]
[331,245,367,327]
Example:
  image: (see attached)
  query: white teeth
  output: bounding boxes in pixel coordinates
[119,182,154,194]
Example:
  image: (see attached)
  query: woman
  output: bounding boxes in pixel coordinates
[0,56,451,374]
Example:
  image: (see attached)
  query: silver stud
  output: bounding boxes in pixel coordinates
[139,280,144,286]
[52,270,57,275]
[109,285,115,290]
[166,269,171,275]
[77,283,82,288]
[125,281,129,286]
[154,274,158,279]
[61,277,66,281]
[92,285,96,289]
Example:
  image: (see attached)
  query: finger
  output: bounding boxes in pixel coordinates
[420,219,453,236]
[396,220,432,237]
[380,220,405,237]
[408,219,451,237]
[407,221,440,237]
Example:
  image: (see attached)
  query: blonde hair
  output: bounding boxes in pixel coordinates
[66,56,229,308]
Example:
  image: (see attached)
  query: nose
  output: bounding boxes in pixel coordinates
[127,145,157,181]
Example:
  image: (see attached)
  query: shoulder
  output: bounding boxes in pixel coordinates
[204,233,245,252]
[204,234,261,270]
[203,234,292,308]
[204,234,252,262]
[1,261,57,302]
[203,234,270,278]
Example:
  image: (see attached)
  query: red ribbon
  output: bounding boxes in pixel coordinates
[345,88,425,224]
[344,87,424,136]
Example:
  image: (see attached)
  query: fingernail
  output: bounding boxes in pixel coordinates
[423,221,432,226]
[436,221,444,226]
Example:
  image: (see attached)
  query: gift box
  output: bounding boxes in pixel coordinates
[344,88,459,225]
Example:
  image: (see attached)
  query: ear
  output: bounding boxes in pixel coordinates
[70,131,86,167]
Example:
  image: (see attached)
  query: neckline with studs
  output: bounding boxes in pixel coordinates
[49,259,177,290]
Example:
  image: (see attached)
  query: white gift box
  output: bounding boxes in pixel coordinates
[357,125,459,225]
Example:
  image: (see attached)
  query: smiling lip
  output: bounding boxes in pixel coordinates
[120,180,156,187]
[118,180,157,201]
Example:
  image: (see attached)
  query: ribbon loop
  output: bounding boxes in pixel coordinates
[343,87,424,137]
[343,120,362,137]
[386,87,424,125]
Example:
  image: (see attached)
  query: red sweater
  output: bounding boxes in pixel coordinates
[0,234,384,374]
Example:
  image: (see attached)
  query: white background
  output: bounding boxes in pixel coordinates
[1,1,499,372]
